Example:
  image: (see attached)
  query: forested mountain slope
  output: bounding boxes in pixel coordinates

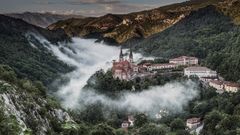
[48,0,228,44]
[134,5,240,82]
[0,15,73,85]
[48,0,240,44]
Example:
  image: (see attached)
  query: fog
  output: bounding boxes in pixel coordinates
[79,80,198,116]
[32,37,199,116]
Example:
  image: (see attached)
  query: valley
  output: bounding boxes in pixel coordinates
[1,0,240,134]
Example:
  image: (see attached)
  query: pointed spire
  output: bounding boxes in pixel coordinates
[119,47,124,61]
[129,47,133,63]
[129,47,133,59]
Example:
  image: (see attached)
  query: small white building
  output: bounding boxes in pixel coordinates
[224,82,240,93]
[209,80,224,91]
[128,115,134,127]
[186,117,202,129]
[208,80,240,93]
[170,56,198,66]
[200,77,217,83]
[121,121,129,128]
[184,66,217,78]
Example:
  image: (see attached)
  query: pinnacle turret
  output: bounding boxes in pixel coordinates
[119,48,124,61]
[129,47,133,63]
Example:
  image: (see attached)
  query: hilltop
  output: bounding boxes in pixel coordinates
[6,12,84,28]
[48,0,240,44]
[133,5,240,82]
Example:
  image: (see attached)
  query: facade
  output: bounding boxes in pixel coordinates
[209,80,224,91]
[208,80,240,93]
[224,82,240,93]
[200,77,217,83]
[184,66,217,78]
[128,115,134,127]
[112,48,135,80]
[170,56,198,66]
[146,63,177,71]
[121,121,129,128]
[186,117,202,129]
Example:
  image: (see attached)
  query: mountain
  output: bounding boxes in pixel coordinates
[0,15,73,86]
[134,5,240,82]
[6,12,84,28]
[0,65,74,134]
[48,0,239,44]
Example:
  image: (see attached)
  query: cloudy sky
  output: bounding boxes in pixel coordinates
[1,0,186,16]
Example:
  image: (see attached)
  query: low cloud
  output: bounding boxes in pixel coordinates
[30,36,199,117]
[79,80,198,116]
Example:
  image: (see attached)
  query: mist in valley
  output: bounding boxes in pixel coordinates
[31,36,199,117]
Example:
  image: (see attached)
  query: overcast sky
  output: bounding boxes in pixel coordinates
[0,0,186,16]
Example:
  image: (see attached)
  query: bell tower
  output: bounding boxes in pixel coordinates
[129,48,133,63]
[119,48,124,61]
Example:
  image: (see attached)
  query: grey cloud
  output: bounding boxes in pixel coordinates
[65,0,121,5]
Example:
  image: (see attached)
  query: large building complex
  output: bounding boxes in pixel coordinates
[209,80,240,93]
[170,56,198,66]
[184,66,217,78]
[112,48,135,80]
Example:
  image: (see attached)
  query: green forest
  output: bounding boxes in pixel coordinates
[1,3,240,135]
[134,6,240,82]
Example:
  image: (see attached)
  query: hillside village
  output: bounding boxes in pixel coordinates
[111,49,240,134]
[111,48,240,94]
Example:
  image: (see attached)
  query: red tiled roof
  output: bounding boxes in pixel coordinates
[224,82,240,87]
[187,118,201,124]
[210,80,224,85]
[185,66,213,71]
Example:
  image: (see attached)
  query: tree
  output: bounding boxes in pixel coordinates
[80,103,105,124]
[139,123,166,135]
[134,114,148,128]
[90,123,116,135]
[62,123,89,135]
[170,118,185,131]
[176,130,191,135]
[33,81,47,97]
[218,115,240,130]
[115,128,128,135]
[0,108,21,135]
[203,110,223,134]
[0,65,17,83]
[234,104,240,115]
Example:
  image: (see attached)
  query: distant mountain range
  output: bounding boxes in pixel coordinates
[1,1,240,134]
[5,12,84,28]
[48,0,240,44]
[1,0,240,83]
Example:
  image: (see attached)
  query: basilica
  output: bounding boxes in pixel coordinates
[112,48,138,80]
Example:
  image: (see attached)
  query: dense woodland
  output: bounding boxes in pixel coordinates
[134,6,240,82]
[0,15,73,86]
[1,3,240,135]
[85,69,183,96]
[69,70,240,135]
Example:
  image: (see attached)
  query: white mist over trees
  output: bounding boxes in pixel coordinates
[79,81,198,115]
[32,37,199,116]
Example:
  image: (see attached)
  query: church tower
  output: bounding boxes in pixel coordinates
[129,48,133,63]
[119,48,124,61]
